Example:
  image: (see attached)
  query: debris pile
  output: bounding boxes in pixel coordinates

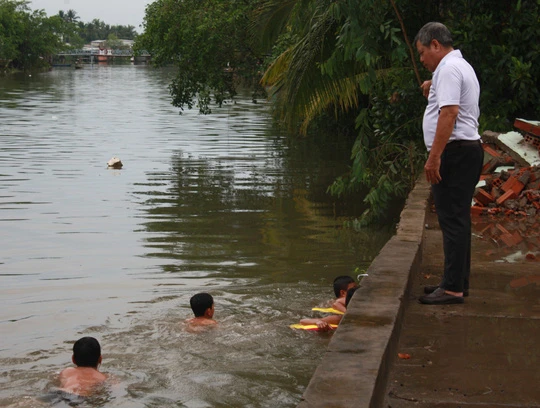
[467,118,540,255]
[472,118,540,218]
[472,213,540,251]
[513,118,540,154]
[472,165,540,217]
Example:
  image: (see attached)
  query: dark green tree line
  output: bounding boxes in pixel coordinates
[0,1,138,71]
[76,19,137,43]
[0,0,70,70]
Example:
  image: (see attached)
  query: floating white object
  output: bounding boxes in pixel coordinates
[107,157,123,169]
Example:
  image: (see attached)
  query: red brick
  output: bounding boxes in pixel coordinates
[471,206,487,216]
[524,133,540,148]
[496,189,517,205]
[482,158,501,174]
[514,118,540,137]
[492,178,503,189]
[512,231,524,245]
[510,180,525,195]
[474,189,495,206]
[501,177,518,193]
[482,144,502,158]
[499,233,515,247]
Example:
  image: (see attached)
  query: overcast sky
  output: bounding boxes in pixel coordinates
[29,0,152,32]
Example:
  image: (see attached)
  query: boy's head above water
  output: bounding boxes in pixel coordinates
[190,292,214,318]
[73,337,102,368]
[333,275,357,298]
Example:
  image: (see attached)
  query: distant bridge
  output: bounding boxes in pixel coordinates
[56,49,150,57]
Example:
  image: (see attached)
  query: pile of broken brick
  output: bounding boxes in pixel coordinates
[472,119,540,218]
[473,164,540,217]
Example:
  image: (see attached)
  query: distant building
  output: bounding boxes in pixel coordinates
[89,39,133,50]
[90,40,107,49]
[119,40,134,48]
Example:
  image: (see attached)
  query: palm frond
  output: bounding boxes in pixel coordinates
[250,0,298,49]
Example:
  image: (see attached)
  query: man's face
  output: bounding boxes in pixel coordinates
[416,40,440,73]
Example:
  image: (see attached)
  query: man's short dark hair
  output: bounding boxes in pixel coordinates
[333,276,355,298]
[414,22,453,48]
[190,293,214,317]
[73,337,101,368]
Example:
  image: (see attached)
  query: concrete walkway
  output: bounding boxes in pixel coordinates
[298,139,539,407]
[384,205,540,407]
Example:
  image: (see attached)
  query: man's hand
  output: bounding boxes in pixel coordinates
[424,154,442,184]
[420,80,432,98]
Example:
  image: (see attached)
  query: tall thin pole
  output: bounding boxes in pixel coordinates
[390,0,422,86]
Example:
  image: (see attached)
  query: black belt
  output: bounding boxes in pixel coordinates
[445,139,481,149]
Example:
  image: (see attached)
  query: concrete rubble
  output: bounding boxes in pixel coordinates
[474,119,540,217]
[468,119,540,260]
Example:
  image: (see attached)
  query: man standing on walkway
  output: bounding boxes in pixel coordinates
[415,22,484,305]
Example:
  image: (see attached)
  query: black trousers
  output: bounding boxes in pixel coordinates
[431,140,484,292]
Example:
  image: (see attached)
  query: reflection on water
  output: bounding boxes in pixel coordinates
[0,66,393,407]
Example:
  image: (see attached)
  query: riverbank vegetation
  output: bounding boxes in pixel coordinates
[137,0,540,226]
[0,0,137,71]
[0,0,66,70]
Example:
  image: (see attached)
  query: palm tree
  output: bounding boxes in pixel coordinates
[254,0,426,224]
[58,9,79,24]
[65,9,79,24]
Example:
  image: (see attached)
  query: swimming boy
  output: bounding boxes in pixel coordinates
[58,336,107,397]
[332,275,358,312]
[300,287,359,331]
[186,292,217,329]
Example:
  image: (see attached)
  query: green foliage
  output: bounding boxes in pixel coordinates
[77,19,137,43]
[55,9,84,48]
[135,0,263,114]
[0,0,66,70]
[328,70,426,225]
[446,0,540,130]
[257,0,539,225]
[105,33,127,50]
[135,0,539,225]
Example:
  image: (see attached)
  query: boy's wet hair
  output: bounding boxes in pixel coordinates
[190,292,214,317]
[73,337,101,368]
[333,275,356,298]
[345,287,359,307]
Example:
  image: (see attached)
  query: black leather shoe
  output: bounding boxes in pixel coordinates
[419,288,465,305]
[424,285,469,297]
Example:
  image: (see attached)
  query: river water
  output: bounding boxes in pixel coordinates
[0,65,393,407]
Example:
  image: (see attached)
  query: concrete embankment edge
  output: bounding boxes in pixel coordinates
[298,176,431,408]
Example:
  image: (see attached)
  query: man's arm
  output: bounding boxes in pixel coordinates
[425,105,459,184]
